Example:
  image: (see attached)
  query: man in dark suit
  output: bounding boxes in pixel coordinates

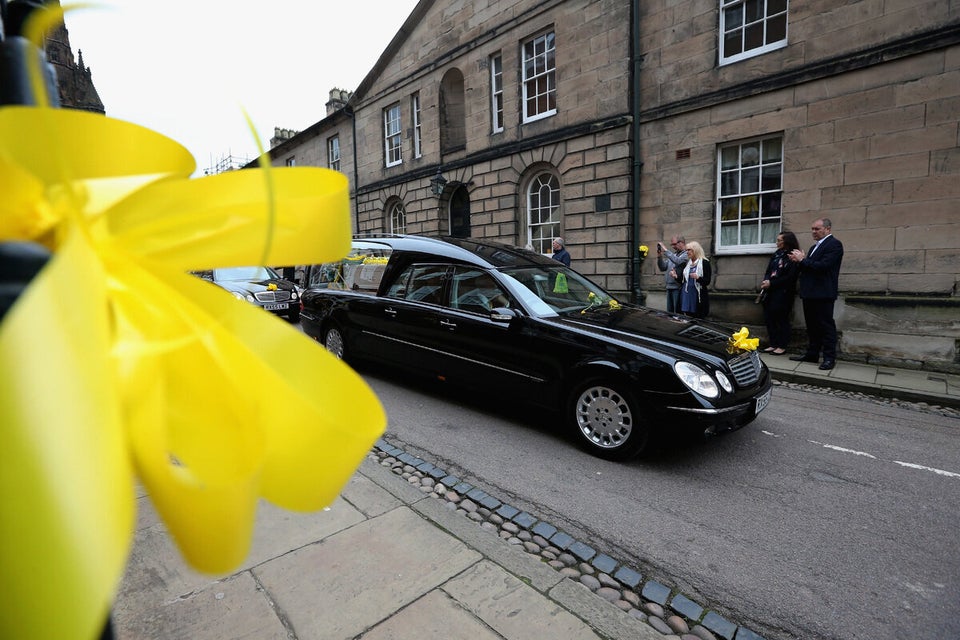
[788,218,843,370]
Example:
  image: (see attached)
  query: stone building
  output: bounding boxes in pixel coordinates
[268,0,960,372]
[43,2,105,113]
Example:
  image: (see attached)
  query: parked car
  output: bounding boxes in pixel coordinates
[300,235,772,460]
[196,266,301,322]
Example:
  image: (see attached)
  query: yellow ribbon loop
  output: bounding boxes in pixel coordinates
[1,103,386,640]
[728,326,760,352]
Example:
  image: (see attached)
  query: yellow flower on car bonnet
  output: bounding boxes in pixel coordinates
[728,327,760,352]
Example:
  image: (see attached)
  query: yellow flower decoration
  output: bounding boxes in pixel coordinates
[1,60,385,640]
[609,299,621,310]
[267,282,279,291]
[728,326,760,352]
[638,244,649,258]
[362,256,389,265]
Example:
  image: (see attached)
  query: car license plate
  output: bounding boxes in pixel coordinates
[754,388,771,415]
[264,303,289,311]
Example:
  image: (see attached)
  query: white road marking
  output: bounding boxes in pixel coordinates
[893,461,960,479]
[809,441,877,459]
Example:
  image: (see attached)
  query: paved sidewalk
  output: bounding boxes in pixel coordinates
[760,353,960,410]
[112,457,664,640]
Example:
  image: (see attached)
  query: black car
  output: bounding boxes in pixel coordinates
[300,235,772,460]
[197,266,301,322]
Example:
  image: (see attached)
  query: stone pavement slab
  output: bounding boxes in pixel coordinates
[442,559,605,640]
[359,589,505,640]
[253,505,482,640]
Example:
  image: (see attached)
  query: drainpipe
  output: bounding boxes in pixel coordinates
[344,104,360,233]
[629,0,645,305]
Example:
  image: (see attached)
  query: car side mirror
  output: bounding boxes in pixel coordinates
[490,307,517,322]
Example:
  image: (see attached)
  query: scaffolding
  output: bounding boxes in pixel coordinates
[203,153,255,176]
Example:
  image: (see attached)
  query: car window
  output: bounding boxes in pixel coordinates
[449,267,510,314]
[213,266,277,281]
[501,265,614,312]
[311,247,391,292]
[386,264,447,305]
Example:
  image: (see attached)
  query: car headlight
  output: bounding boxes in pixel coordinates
[674,361,720,398]
[291,290,299,301]
[715,370,733,393]
[231,291,246,301]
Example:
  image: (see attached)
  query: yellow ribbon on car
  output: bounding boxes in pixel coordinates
[0,103,385,640]
[729,327,760,352]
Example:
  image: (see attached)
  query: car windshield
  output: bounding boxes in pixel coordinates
[213,266,279,282]
[500,265,619,313]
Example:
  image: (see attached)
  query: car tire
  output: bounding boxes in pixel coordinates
[323,324,346,360]
[568,379,648,461]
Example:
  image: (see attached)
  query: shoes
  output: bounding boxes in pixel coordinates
[771,348,786,355]
[789,354,818,363]
[819,360,835,370]
[763,347,775,353]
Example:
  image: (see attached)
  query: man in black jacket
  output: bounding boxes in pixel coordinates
[788,218,844,370]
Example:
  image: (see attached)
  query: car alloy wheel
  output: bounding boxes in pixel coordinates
[571,381,647,460]
[323,325,345,360]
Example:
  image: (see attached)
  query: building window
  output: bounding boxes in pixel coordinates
[490,54,504,133]
[327,135,340,171]
[525,172,561,254]
[384,103,402,167]
[522,31,556,123]
[716,136,783,253]
[411,93,422,158]
[285,156,296,167]
[388,200,406,234]
[720,0,788,65]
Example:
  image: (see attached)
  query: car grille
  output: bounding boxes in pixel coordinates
[254,290,292,303]
[728,350,762,387]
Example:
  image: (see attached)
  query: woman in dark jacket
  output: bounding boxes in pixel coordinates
[759,231,800,354]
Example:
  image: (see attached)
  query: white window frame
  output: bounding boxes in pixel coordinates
[327,135,340,171]
[521,31,556,123]
[384,103,403,167]
[525,172,561,255]
[719,0,789,66]
[411,93,423,159]
[389,200,406,234]
[490,53,504,133]
[714,135,784,255]
[285,156,296,167]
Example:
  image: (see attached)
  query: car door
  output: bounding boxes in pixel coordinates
[428,266,555,400]
[363,262,451,373]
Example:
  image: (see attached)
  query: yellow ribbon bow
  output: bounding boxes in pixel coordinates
[729,327,760,352]
[1,80,384,640]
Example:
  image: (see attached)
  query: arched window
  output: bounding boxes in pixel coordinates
[440,68,466,154]
[388,200,406,234]
[449,185,470,238]
[525,172,561,255]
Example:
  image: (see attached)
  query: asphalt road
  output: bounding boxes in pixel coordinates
[360,367,960,640]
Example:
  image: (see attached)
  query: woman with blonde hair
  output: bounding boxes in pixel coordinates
[679,241,711,318]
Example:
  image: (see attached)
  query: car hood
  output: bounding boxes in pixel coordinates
[546,306,743,365]
[214,278,295,295]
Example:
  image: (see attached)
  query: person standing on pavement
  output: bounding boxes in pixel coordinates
[788,218,843,370]
[656,235,687,313]
[551,237,571,266]
[679,241,711,318]
[759,231,800,355]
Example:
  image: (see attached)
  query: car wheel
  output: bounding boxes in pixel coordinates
[569,380,648,460]
[323,324,346,360]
